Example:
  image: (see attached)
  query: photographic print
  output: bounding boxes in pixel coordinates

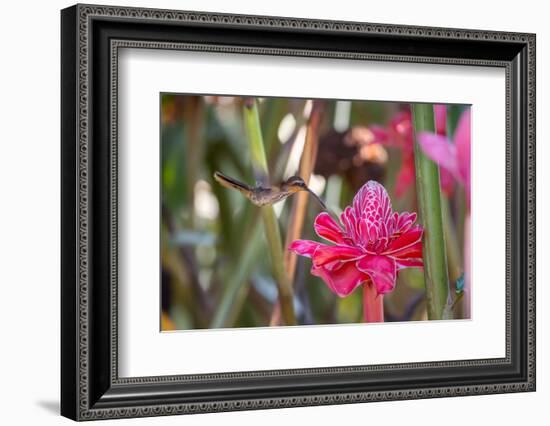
[160,95,471,330]
[61,6,535,418]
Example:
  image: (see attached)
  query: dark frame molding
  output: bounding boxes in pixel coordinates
[61,3,536,421]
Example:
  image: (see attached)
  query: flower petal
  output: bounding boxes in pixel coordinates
[311,262,367,297]
[312,245,364,268]
[390,240,423,269]
[395,212,418,234]
[394,157,415,197]
[440,167,455,197]
[341,206,359,243]
[288,240,322,258]
[356,255,397,294]
[385,225,423,254]
[434,104,447,136]
[417,132,460,179]
[389,111,413,143]
[314,212,346,244]
[368,125,391,145]
[454,109,471,207]
[395,256,424,269]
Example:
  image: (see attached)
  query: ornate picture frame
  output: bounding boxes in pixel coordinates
[61,3,535,421]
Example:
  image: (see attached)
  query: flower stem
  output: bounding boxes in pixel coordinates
[363,282,384,322]
[412,103,450,320]
[243,98,297,326]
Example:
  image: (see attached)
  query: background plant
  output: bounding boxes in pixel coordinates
[161,95,470,330]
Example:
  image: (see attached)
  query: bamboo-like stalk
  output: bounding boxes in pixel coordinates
[284,101,323,280]
[412,104,450,320]
[437,106,462,285]
[243,98,297,326]
[269,101,324,326]
[442,197,462,283]
[183,96,205,227]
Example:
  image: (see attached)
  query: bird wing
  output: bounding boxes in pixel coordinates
[214,171,253,196]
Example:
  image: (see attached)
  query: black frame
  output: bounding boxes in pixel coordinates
[61,4,536,421]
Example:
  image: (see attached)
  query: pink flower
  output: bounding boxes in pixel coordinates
[368,111,416,198]
[289,181,423,297]
[417,109,471,207]
[433,105,455,196]
[368,106,453,197]
[434,104,448,136]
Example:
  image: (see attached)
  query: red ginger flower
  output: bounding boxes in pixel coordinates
[368,107,454,197]
[289,181,423,297]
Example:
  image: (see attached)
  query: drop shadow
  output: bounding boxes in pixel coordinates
[36,400,59,416]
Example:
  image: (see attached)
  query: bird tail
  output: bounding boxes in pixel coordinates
[213,171,252,194]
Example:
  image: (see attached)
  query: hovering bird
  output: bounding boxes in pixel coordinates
[213,171,326,209]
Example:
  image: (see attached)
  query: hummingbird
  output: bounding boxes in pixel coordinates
[213,171,327,209]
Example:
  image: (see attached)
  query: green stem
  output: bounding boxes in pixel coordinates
[243,98,269,177]
[243,98,297,326]
[262,98,288,171]
[210,223,263,328]
[261,207,296,325]
[442,196,462,283]
[455,186,467,251]
[412,104,450,320]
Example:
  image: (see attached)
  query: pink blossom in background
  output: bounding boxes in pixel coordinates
[433,104,455,196]
[434,104,448,136]
[417,109,471,207]
[368,111,415,198]
[367,106,454,197]
[289,181,423,297]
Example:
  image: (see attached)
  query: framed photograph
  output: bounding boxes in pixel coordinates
[61,3,536,421]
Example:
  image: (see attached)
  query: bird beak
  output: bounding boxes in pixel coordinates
[305,187,327,210]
